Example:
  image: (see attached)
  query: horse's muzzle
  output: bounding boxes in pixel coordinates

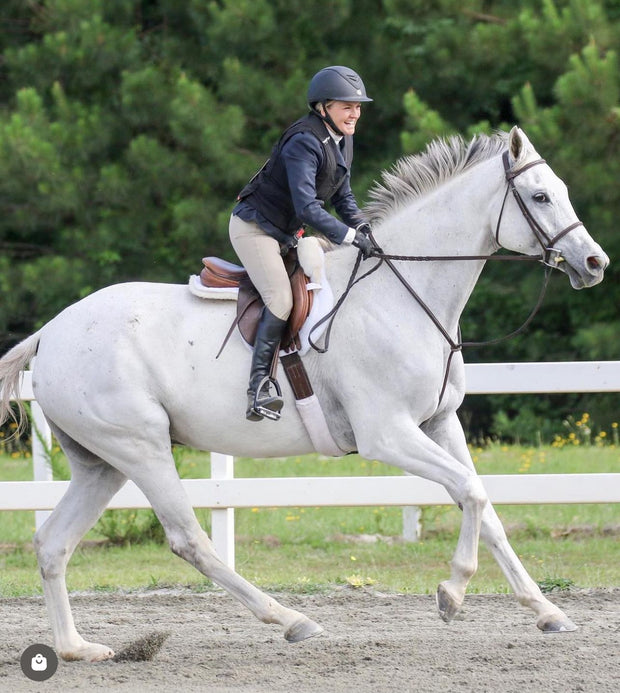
[562,247,609,289]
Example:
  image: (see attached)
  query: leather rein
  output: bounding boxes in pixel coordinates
[309,150,584,403]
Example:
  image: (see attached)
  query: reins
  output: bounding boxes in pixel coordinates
[309,149,584,403]
[308,251,383,354]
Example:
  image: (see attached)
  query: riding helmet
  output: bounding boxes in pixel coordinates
[307,66,373,105]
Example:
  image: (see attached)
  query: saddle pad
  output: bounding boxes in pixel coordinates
[188,277,239,301]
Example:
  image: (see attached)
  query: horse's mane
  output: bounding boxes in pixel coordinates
[365,131,509,223]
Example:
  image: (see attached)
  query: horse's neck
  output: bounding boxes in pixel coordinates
[381,159,500,257]
[327,159,502,334]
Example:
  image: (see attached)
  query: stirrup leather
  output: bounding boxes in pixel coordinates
[249,376,284,421]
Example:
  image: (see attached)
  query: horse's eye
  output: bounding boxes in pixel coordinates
[533,192,549,203]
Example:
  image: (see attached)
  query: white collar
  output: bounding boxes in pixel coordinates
[325,124,343,144]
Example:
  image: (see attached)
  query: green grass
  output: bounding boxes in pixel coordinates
[0,444,618,597]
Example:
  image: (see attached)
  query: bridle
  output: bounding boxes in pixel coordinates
[309,148,585,403]
[497,151,584,269]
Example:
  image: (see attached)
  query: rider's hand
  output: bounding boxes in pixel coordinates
[353,230,374,259]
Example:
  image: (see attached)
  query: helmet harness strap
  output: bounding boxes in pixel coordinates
[312,102,344,137]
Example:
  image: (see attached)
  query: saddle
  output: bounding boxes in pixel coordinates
[200,248,314,353]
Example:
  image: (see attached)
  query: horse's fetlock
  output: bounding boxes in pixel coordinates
[451,556,477,582]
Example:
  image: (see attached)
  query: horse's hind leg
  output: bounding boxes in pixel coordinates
[34,427,127,661]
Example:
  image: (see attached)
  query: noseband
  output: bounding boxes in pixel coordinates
[497,150,584,268]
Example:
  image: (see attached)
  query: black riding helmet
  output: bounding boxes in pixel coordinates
[307,66,372,135]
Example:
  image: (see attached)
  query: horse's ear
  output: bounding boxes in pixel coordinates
[508,126,532,166]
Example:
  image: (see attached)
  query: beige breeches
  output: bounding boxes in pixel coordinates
[229,215,293,320]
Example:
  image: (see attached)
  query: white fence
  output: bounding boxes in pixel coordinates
[2,362,620,570]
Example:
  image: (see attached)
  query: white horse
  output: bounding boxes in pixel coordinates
[0,127,608,662]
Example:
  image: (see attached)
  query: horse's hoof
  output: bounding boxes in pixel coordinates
[436,582,463,623]
[60,642,115,662]
[284,617,324,643]
[537,615,578,633]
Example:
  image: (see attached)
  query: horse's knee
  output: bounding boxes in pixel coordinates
[447,476,488,581]
[168,530,195,560]
[458,475,488,513]
[167,526,215,565]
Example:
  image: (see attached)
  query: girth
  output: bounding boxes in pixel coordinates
[200,249,314,353]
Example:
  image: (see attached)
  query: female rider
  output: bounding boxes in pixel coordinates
[230,66,375,421]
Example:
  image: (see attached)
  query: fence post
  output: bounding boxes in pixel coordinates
[402,506,423,542]
[31,400,53,530]
[401,471,422,542]
[210,452,235,569]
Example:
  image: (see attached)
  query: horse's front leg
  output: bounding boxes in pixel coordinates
[422,411,577,632]
[126,457,323,643]
[356,415,489,622]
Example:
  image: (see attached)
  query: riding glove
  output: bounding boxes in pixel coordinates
[353,230,374,259]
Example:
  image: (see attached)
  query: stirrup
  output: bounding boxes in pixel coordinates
[249,376,284,421]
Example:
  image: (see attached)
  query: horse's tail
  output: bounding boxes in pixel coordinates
[0,331,42,437]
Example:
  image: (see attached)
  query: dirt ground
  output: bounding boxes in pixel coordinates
[1,587,618,692]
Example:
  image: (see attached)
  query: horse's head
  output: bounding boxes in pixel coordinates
[499,126,609,289]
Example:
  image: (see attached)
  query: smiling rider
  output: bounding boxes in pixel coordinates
[230,66,374,422]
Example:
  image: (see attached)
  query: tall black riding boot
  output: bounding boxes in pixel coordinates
[246,307,288,421]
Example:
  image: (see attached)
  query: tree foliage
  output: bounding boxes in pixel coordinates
[1,0,619,437]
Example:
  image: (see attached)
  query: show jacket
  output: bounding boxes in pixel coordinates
[233,112,365,245]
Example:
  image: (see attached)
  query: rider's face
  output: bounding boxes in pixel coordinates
[323,101,362,136]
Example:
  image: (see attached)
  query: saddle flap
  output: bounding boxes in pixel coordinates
[201,247,316,353]
[234,266,314,352]
[285,266,314,349]
[236,278,263,346]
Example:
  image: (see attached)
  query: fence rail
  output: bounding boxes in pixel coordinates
[2,362,620,569]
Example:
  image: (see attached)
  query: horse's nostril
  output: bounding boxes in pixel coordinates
[587,256,601,271]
